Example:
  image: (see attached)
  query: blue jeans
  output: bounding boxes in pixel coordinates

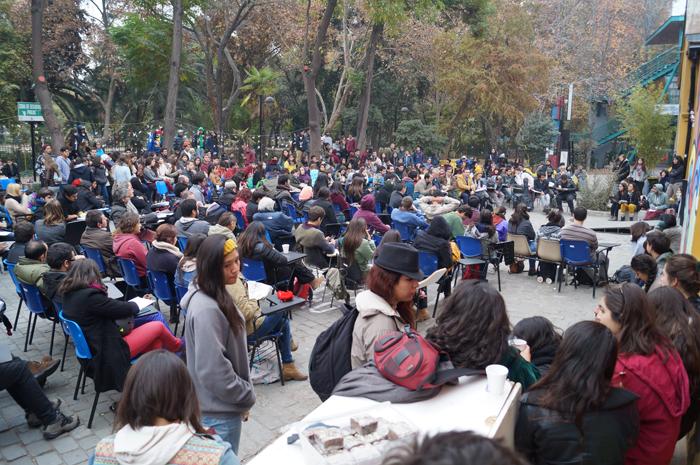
[249,312,293,363]
[202,415,242,454]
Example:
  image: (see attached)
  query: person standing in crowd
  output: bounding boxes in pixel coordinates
[181,235,255,454]
[515,321,639,465]
[89,350,240,465]
[594,283,689,465]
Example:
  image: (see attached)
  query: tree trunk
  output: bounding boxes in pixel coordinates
[303,0,338,157]
[100,76,117,143]
[356,23,383,152]
[163,0,183,152]
[31,0,64,154]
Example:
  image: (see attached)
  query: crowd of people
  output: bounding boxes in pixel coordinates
[0,133,696,465]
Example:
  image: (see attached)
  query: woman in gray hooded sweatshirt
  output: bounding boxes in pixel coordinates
[181,235,255,454]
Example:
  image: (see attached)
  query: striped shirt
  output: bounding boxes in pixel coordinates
[560,223,598,252]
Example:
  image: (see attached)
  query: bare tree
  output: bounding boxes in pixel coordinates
[31,0,65,153]
[355,22,383,151]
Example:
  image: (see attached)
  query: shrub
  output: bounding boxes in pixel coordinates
[576,173,613,211]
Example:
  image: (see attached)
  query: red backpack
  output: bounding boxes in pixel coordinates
[373,326,483,391]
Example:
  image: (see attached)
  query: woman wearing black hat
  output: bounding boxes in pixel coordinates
[350,242,422,368]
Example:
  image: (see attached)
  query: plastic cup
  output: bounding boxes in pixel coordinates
[485,364,509,395]
[282,244,290,253]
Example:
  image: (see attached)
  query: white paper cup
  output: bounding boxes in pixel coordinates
[485,364,508,395]
[282,244,290,253]
[509,338,528,352]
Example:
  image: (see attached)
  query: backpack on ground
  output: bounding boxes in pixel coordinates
[308,304,358,401]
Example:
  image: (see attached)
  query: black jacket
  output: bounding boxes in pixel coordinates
[311,198,338,234]
[67,164,94,184]
[62,287,138,392]
[76,184,104,211]
[614,160,630,183]
[41,270,66,304]
[59,194,80,217]
[508,218,536,241]
[515,387,639,465]
[412,216,453,270]
[247,241,292,285]
[246,201,258,224]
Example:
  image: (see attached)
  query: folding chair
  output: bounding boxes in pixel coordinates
[117,258,151,300]
[177,236,188,252]
[82,246,107,275]
[536,238,563,290]
[233,210,246,232]
[241,259,267,282]
[454,235,487,286]
[247,315,285,386]
[392,221,416,243]
[417,251,447,317]
[147,270,178,331]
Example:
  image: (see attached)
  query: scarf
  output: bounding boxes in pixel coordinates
[151,240,183,258]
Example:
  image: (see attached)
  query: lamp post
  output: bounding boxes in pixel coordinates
[258,95,275,162]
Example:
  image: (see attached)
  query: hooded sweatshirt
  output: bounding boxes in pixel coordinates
[351,290,405,369]
[207,224,235,240]
[175,217,210,237]
[612,346,690,465]
[91,423,239,465]
[352,195,389,234]
[413,216,453,269]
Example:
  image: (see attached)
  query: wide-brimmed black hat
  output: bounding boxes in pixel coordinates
[374,242,424,281]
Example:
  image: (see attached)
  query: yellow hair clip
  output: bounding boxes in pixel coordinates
[223,238,237,255]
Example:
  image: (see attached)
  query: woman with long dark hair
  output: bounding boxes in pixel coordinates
[426,280,540,389]
[648,286,700,442]
[660,254,700,312]
[515,321,639,464]
[351,243,421,368]
[237,221,320,289]
[507,203,536,275]
[594,283,690,464]
[89,351,240,465]
[512,316,562,376]
[347,176,366,204]
[338,218,375,278]
[181,235,255,454]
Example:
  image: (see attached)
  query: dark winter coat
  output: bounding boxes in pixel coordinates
[413,216,453,270]
[516,387,640,465]
[62,287,138,392]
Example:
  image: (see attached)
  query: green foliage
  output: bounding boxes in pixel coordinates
[576,173,613,211]
[618,85,675,170]
[394,119,446,156]
[0,0,30,119]
[111,14,173,92]
[515,112,558,162]
[240,66,282,107]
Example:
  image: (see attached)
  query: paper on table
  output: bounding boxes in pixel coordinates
[419,268,447,288]
[129,296,155,310]
[248,281,273,301]
[0,230,13,237]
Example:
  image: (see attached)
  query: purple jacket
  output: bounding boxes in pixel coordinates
[353,195,389,234]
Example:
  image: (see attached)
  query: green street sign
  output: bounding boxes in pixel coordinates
[17,102,44,122]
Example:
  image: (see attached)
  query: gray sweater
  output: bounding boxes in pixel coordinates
[182,287,255,417]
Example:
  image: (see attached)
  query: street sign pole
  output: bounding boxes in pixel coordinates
[30,122,36,182]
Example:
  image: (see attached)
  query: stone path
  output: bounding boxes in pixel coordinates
[0,212,685,464]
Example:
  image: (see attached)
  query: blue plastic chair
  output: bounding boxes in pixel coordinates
[392,221,416,242]
[0,178,16,190]
[560,239,600,297]
[53,301,70,372]
[349,205,358,218]
[241,259,267,282]
[265,230,273,243]
[58,311,101,428]
[82,246,107,274]
[20,282,57,355]
[455,235,483,257]
[233,210,246,231]
[417,251,446,317]
[4,260,24,328]
[117,258,151,299]
[155,180,168,196]
[147,269,177,319]
[372,233,383,247]
[375,202,383,214]
[177,236,188,252]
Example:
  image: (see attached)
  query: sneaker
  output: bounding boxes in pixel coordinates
[545,278,553,285]
[42,411,79,440]
[26,398,62,428]
[536,276,544,283]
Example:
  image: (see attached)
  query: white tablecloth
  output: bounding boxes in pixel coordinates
[248,375,521,464]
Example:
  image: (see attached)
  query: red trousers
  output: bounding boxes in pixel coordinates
[123,321,181,358]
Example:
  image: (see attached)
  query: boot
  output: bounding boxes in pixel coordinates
[28,357,60,387]
[42,410,80,440]
[416,308,431,322]
[282,362,308,381]
[27,398,61,428]
[620,212,627,222]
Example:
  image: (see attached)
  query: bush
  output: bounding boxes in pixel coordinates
[576,173,613,211]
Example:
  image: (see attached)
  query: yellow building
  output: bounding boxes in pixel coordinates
[673,0,700,255]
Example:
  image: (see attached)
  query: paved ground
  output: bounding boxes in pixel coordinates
[0,209,685,464]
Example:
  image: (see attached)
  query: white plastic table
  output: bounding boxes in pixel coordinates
[247,376,521,464]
